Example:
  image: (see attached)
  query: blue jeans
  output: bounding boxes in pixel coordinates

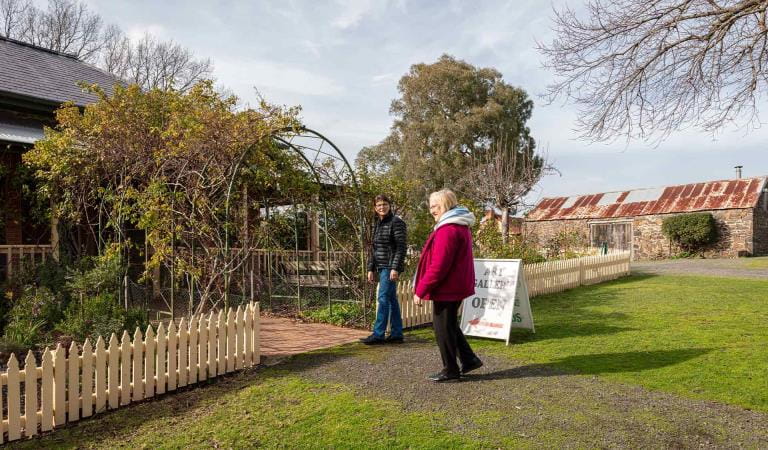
[373,268,403,339]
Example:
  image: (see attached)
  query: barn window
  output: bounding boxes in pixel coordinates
[589,222,632,252]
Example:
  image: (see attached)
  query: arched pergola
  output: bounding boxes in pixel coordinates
[260,127,369,319]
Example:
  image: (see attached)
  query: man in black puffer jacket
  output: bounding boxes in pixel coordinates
[360,194,407,345]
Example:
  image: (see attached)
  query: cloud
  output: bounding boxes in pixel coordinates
[371,72,399,85]
[125,23,168,41]
[331,0,377,29]
[215,59,345,98]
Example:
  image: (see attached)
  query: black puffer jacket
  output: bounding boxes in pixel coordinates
[367,213,407,273]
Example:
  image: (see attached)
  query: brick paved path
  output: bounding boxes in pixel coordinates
[259,316,370,361]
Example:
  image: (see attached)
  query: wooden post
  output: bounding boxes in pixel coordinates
[7,354,21,441]
[188,316,199,385]
[24,351,38,436]
[83,339,94,417]
[198,315,208,381]
[235,306,244,370]
[53,344,66,426]
[207,312,216,378]
[167,321,177,391]
[40,348,53,432]
[108,334,119,409]
[145,326,156,398]
[253,302,261,365]
[67,341,80,422]
[132,329,144,402]
[244,303,253,366]
[178,318,188,387]
[227,308,236,372]
[156,323,167,394]
[217,310,226,376]
[120,331,131,405]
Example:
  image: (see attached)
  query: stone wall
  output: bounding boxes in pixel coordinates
[631,209,753,259]
[754,191,768,256]
[526,207,758,260]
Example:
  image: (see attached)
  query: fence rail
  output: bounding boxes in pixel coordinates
[0,245,54,279]
[0,302,260,443]
[389,252,631,330]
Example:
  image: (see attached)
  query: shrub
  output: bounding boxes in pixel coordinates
[0,336,31,361]
[544,230,588,259]
[0,258,70,334]
[56,293,126,342]
[301,303,363,327]
[662,213,718,253]
[475,223,545,263]
[66,249,123,300]
[2,286,63,348]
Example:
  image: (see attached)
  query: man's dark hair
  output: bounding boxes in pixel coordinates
[374,194,391,205]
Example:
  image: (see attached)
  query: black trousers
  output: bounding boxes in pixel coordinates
[432,301,477,376]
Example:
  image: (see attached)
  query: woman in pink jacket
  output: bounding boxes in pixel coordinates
[414,189,483,382]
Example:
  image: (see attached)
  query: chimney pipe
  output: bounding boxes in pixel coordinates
[734,165,743,179]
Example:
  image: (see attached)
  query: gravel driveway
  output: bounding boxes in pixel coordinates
[632,257,768,279]
[286,339,768,448]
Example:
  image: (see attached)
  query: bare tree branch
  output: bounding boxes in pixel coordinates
[539,0,768,142]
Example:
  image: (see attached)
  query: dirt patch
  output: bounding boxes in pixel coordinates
[283,338,768,448]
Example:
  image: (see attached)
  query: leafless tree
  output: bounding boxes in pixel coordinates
[107,33,213,91]
[1,0,213,92]
[459,135,555,243]
[21,0,103,60]
[539,0,768,142]
[0,0,30,38]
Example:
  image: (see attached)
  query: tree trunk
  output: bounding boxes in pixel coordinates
[501,206,509,245]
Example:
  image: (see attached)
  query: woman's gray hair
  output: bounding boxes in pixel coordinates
[429,189,458,211]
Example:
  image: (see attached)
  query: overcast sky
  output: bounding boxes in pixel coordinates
[85,0,768,204]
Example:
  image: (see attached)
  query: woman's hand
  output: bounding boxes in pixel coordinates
[389,270,399,281]
[367,271,375,284]
[413,294,423,306]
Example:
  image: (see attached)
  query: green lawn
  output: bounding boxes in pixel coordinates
[455,273,768,411]
[12,372,476,449]
[743,256,768,269]
[9,273,768,448]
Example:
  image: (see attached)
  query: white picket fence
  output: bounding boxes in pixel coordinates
[386,252,631,329]
[0,302,260,443]
[525,251,631,297]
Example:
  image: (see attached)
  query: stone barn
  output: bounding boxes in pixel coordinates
[525,176,768,259]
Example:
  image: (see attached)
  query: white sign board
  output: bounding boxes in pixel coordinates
[460,259,534,345]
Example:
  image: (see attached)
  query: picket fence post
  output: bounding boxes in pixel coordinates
[0,303,262,443]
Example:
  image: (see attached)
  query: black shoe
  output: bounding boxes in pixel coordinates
[427,372,461,383]
[360,334,385,345]
[384,335,404,344]
[461,357,483,375]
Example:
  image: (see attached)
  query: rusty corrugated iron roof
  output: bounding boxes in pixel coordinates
[527,176,767,221]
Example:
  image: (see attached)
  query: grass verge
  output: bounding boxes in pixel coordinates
[433,273,768,411]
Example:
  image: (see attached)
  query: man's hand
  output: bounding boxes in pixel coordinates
[413,294,422,306]
[367,271,375,284]
[389,270,399,281]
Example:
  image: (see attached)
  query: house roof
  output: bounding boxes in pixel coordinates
[0,36,121,107]
[0,119,44,144]
[527,176,768,221]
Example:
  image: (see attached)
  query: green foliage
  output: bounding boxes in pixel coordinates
[3,286,62,347]
[301,303,363,327]
[356,55,541,246]
[474,223,545,263]
[0,337,30,360]
[661,213,718,253]
[55,293,148,342]
[544,229,589,259]
[65,247,123,300]
[25,81,303,309]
